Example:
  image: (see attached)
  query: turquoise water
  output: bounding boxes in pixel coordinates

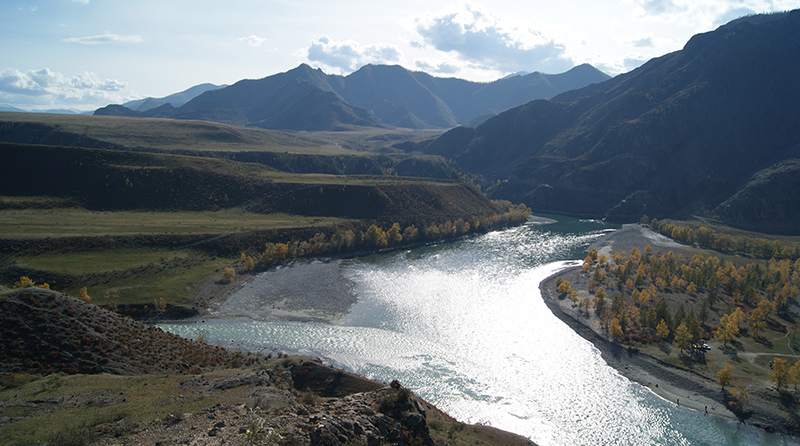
[162,219,799,445]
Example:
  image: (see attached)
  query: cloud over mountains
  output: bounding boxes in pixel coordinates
[306,36,401,73]
[412,4,573,74]
[0,68,134,110]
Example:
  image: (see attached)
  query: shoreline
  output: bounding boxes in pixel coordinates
[539,268,737,422]
[186,222,797,438]
[187,257,356,324]
[540,224,798,438]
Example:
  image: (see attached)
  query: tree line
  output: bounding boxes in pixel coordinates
[643,217,800,261]
[557,244,800,349]
[239,201,531,270]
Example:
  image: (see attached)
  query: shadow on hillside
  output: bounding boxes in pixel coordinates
[719,340,745,362]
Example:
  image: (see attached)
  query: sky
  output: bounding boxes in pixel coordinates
[1,0,796,111]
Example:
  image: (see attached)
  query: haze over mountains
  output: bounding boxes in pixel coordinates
[120,83,226,112]
[410,10,800,234]
[95,64,610,130]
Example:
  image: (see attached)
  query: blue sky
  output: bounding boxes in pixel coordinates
[1,0,795,111]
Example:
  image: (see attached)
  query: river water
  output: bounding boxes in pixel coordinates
[161,219,799,445]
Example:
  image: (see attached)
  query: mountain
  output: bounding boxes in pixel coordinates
[95,63,609,131]
[411,10,800,234]
[0,104,87,115]
[122,82,225,111]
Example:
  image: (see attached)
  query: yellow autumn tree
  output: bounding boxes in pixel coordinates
[222,266,236,283]
[656,319,670,341]
[387,223,403,245]
[770,358,791,390]
[78,286,92,303]
[609,317,624,342]
[717,365,733,389]
[674,322,693,353]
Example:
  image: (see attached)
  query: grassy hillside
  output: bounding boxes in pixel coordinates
[0,138,512,309]
[0,112,345,154]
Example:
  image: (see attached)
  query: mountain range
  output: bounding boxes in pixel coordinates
[95,64,610,130]
[409,10,800,234]
[120,83,226,111]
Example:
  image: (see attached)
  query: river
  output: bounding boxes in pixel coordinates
[161,218,799,445]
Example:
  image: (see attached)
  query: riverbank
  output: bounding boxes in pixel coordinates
[187,258,354,324]
[539,224,798,437]
[188,217,551,324]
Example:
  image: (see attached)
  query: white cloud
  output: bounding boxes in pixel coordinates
[0,68,135,110]
[631,0,787,28]
[63,33,144,45]
[411,3,574,74]
[239,35,267,47]
[415,60,460,75]
[632,36,655,48]
[72,0,90,4]
[636,0,680,15]
[305,36,401,74]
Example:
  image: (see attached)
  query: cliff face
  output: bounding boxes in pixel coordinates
[0,143,498,226]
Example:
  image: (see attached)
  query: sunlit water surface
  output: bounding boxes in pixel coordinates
[162,220,799,445]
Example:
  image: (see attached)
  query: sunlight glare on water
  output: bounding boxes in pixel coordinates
[161,221,800,446]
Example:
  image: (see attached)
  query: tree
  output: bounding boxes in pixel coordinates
[153,296,167,315]
[13,276,48,289]
[274,243,289,261]
[714,314,737,346]
[609,317,624,342]
[402,225,419,242]
[364,224,388,248]
[78,286,92,303]
[790,361,800,390]
[595,286,606,300]
[730,307,745,329]
[222,266,236,283]
[240,252,255,271]
[748,307,767,339]
[104,289,120,312]
[717,365,733,389]
[557,280,572,295]
[656,319,670,341]
[730,379,750,408]
[674,322,693,353]
[387,223,403,245]
[769,357,791,390]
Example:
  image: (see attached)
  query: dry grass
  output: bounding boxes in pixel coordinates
[0,207,347,239]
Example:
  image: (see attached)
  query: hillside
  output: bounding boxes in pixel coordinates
[0,138,516,306]
[0,285,535,446]
[0,143,495,223]
[0,112,460,178]
[413,10,800,234]
[94,63,609,130]
[0,286,251,375]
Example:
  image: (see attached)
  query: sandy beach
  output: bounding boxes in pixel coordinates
[191,258,357,324]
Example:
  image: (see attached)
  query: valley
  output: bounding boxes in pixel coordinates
[1,8,800,445]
